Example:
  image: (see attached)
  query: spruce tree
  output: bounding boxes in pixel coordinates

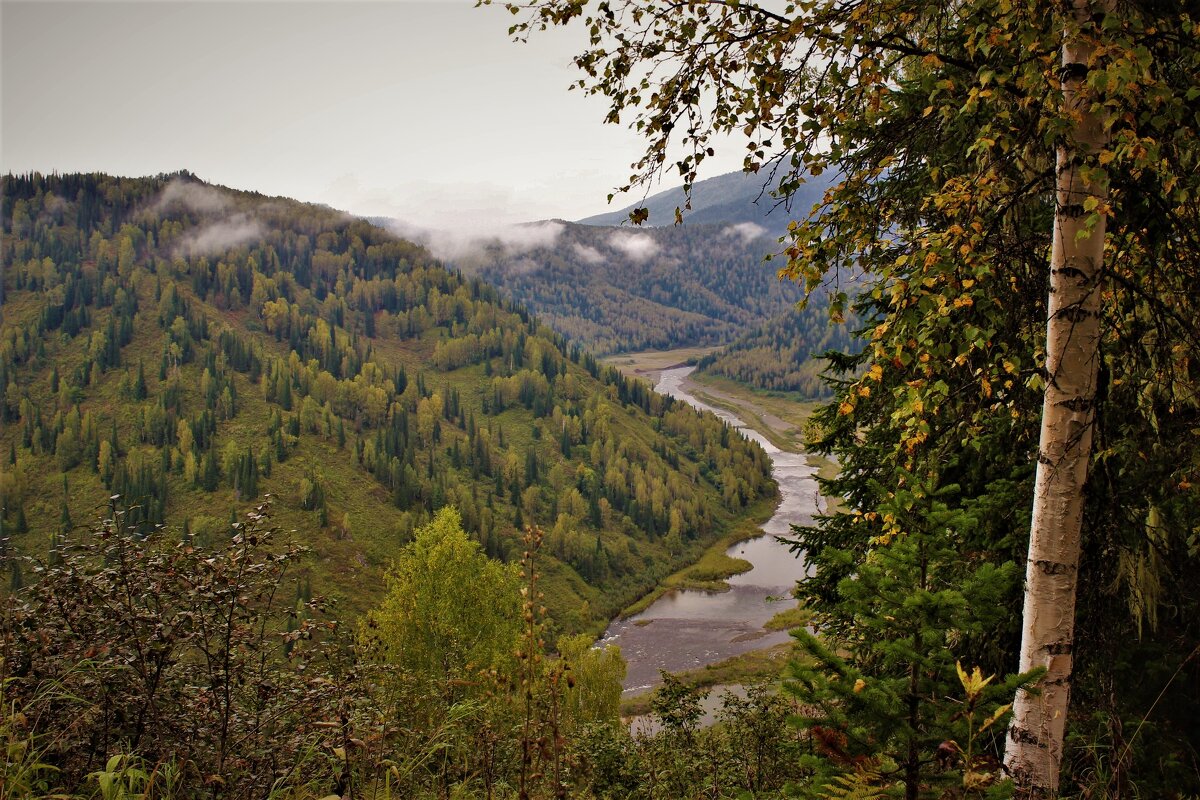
[786,473,1030,799]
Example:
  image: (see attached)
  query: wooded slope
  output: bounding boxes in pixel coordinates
[0,172,776,630]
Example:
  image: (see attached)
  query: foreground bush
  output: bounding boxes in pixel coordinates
[1,500,355,796]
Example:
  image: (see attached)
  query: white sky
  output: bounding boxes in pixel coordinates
[1,0,746,226]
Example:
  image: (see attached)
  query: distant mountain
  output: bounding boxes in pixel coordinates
[578,168,832,235]
[431,219,805,355]
[0,172,777,633]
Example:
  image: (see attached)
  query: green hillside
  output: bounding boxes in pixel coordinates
[0,172,775,632]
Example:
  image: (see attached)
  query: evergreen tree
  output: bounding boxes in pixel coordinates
[200,450,219,492]
[787,472,1030,798]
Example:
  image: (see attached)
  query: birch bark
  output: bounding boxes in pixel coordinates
[1005,1,1114,795]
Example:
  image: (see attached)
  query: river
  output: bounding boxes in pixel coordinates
[600,366,823,695]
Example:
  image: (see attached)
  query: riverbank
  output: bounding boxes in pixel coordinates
[619,642,794,717]
[684,372,806,450]
[619,493,778,618]
[603,348,809,620]
[683,370,841,490]
[602,345,720,386]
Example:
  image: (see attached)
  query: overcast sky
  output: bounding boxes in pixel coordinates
[1,0,746,227]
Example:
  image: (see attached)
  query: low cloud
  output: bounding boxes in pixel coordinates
[491,221,564,252]
[384,219,564,266]
[571,243,605,265]
[504,257,545,276]
[143,179,269,257]
[607,231,659,263]
[154,178,231,215]
[177,215,265,257]
[723,221,768,243]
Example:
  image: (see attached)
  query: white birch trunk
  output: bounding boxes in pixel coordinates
[1004,1,1113,795]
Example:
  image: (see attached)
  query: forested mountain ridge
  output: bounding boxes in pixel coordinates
[439,169,858,372]
[0,171,775,631]
[440,218,805,354]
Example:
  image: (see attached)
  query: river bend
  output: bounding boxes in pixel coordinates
[601,366,822,694]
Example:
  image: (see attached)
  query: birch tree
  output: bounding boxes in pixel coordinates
[1004,1,1114,793]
